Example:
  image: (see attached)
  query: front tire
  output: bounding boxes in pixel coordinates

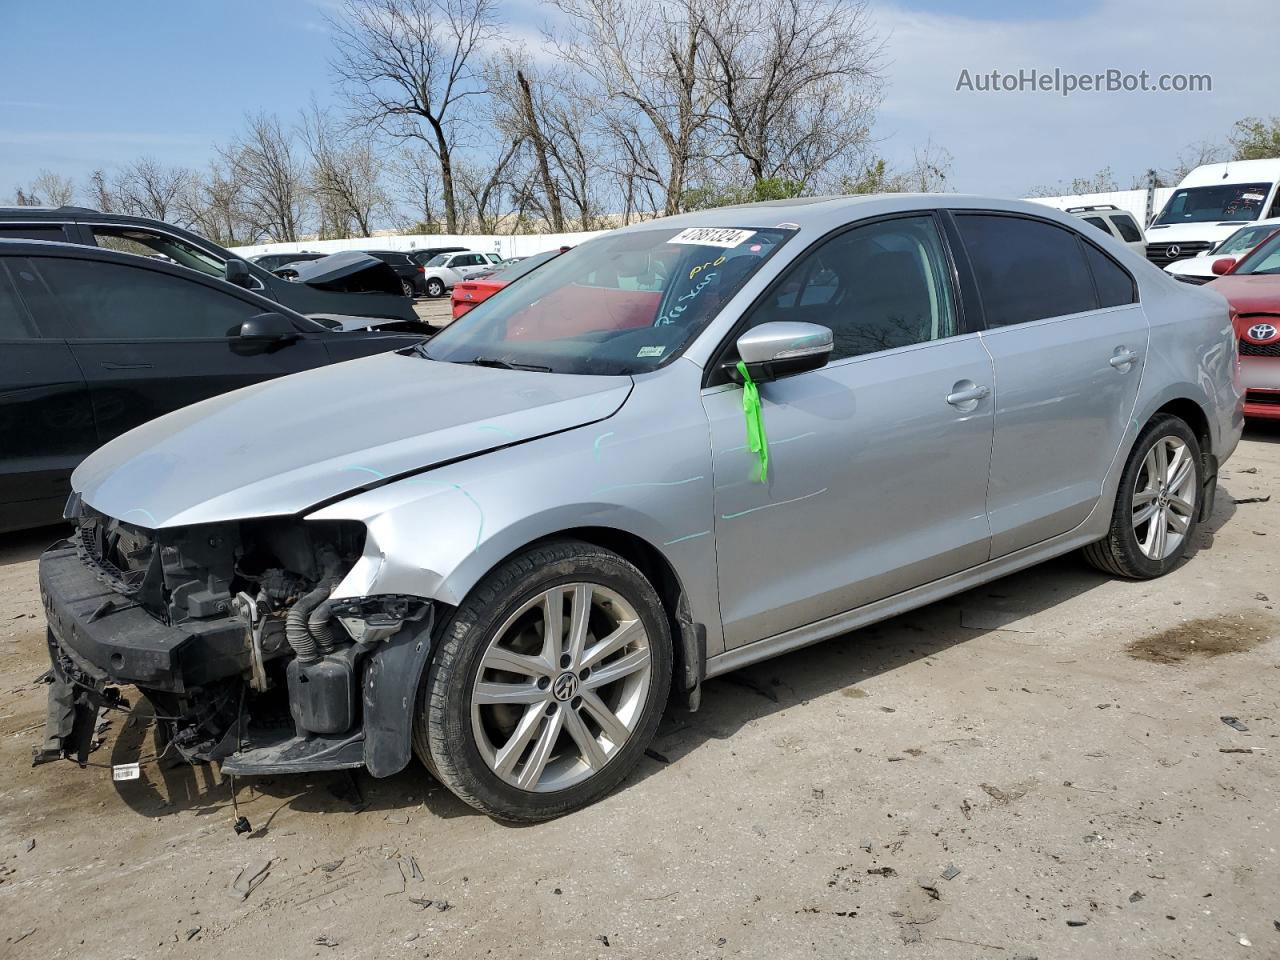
[425,278,445,298]
[415,539,672,821]
[1083,414,1202,579]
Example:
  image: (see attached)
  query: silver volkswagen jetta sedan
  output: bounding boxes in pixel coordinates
[40,195,1243,821]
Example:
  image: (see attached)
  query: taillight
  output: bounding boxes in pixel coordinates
[417,265,425,273]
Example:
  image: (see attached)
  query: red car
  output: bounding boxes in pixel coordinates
[450,247,569,320]
[1208,231,1280,419]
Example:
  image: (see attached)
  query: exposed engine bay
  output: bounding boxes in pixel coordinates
[38,504,433,778]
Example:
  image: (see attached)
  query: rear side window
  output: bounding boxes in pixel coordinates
[0,224,70,242]
[1083,216,1113,235]
[1082,242,1138,307]
[25,257,260,339]
[1110,214,1143,243]
[956,214,1097,327]
[0,260,41,339]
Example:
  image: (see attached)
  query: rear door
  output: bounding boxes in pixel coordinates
[0,257,97,530]
[21,254,332,443]
[950,211,1148,557]
[705,213,995,647]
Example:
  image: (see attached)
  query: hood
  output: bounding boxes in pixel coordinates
[1207,274,1280,315]
[292,252,402,294]
[73,353,633,529]
[1147,221,1256,246]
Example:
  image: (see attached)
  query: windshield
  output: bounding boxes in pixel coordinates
[424,254,448,267]
[1216,224,1279,256]
[1155,183,1272,225]
[1233,231,1280,275]
[423,226,794,375]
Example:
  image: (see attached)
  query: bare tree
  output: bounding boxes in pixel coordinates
[86,169,116,212]
[177,160,257,246]
[456,136,522,232]
[31,170,76,206]
[331,0,500,233]
[387,143,442,231]
[111,157,192,222]
[300,103,388,238]
[552,0,710,217]
[701,0,882,188]
[221,112,309,242]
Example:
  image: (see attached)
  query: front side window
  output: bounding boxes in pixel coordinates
[1110,214,1143,243]
[424,226,793,375]
[956,214,1097,327]
[26,257,259,339]
[738,216,957,361]
[1155,183,1272,225]
[88,225,227,279]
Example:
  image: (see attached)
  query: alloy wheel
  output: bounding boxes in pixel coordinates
[1132,436,1197,560]
[470,582,652,793]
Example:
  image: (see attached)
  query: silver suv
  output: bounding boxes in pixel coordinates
[40,196,1243,821]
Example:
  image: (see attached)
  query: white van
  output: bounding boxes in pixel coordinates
[1146,158,1280,267]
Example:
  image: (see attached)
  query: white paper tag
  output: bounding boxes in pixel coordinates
[667,227,756,248]
[636,345,666,358]
[1242,192,1265,201]
[112,762,141,781]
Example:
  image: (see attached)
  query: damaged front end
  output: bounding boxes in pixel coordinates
[38,501,433,778]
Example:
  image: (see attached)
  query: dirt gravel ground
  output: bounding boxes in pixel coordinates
[412,297,455,328]
[1,424,1277,960]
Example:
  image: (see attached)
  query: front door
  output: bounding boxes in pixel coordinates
[21,254,330,443]
[951,212,1150,557]
[704,213,995,648]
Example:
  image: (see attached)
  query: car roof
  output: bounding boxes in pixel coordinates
[609,193,1121,242]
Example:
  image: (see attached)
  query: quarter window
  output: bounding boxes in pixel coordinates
[1082,243,1137,307]
[956,214,1097,327]
[1083,216,1113,236]
[25,257,259,339]
[742,215,957,361]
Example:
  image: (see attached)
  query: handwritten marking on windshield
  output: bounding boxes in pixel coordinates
[344,465,387,480]
[592,432,616,460]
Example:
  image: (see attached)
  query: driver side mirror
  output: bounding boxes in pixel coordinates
[727,321,833,383]
[225,258,254,288]
[1211,257,1236,276]
[239,312,299,343]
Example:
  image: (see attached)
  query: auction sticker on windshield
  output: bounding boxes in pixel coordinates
[668,227,757,247]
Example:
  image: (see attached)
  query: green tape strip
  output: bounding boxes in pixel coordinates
[736,361,769,483]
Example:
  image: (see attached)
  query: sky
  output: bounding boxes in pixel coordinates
[1,0,1276,204]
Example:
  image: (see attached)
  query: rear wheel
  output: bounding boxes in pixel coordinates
[1083,414,1202,579]
[425,278,445,298]
[400,278,415,298]
[415,539,672,821]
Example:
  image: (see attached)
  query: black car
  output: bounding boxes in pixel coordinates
[360,249,429,297]
[0,239,427,533]
[0,207,419,325]
[250,251,326,273]
[407,245,468,269]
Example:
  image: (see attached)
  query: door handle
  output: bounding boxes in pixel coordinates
[1109,348,1138,369]
[100,361,153,370]
[946,384,990,406]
